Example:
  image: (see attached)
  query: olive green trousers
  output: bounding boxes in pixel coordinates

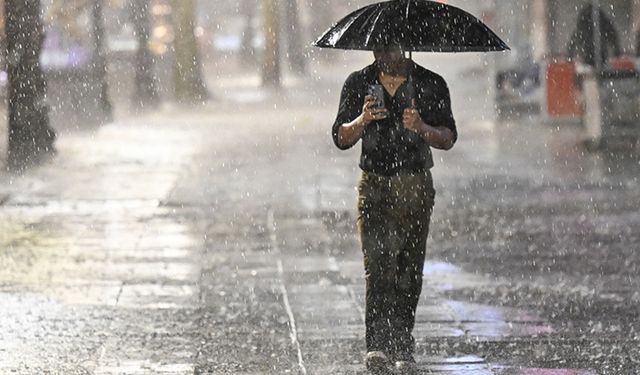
[357,170,435,357]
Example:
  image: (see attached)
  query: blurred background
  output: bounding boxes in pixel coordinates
[1,0,640,156]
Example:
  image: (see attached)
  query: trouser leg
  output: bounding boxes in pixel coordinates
[360,214,407,352]
[392,226,429,357]
[390,173,435,358]
[358,173,400,353]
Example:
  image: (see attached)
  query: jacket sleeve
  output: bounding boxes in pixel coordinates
[421,76,457,145]
[332,73,362,150]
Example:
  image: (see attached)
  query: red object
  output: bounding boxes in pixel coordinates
[609,56,636,71]
[546,62,582,117]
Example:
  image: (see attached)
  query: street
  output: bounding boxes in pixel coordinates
[1,54,639,374]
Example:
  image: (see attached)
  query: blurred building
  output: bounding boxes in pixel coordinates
[194,0,368,64]
[491,0,640,69]
[38,0,175,72]
[487,0,640,123]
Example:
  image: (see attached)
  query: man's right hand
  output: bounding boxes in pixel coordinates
[337,96,387,149]
[361,95,388,125]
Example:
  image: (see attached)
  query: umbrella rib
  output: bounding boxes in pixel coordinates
[329,6,372,47]
[328,17,358,45]
[364,6,385,48]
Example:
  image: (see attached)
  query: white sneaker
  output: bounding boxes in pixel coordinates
[365,351,393,375]
[395,358,418,375]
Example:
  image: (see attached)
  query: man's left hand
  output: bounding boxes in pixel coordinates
[403,99,423,134]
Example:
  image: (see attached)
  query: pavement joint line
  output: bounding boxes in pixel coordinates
[114,282,125,307]
[277,260,307,375]
[268,208,307,375]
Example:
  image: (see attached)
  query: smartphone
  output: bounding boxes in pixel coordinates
[367,84,385,110]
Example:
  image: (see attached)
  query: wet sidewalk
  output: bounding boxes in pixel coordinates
[1,58,639,374]
[0,115,209,374]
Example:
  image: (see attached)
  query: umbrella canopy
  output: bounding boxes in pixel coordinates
[313,0,509,52]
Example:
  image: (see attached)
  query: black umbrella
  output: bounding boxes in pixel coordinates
[313,0,509,53]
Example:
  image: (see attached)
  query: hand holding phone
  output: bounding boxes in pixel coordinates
[362,94,388,124]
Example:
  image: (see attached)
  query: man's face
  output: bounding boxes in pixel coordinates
[373,46,404,71]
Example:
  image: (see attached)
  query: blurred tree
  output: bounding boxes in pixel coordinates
[130,0,159,108]
[0,0,6,69]
[262,0,281,87]
[306,0,333,63]
[240,1,257,68]
[6,0,56,170]
[284,0,306,75]
[171,0,208,102]
[92,0,113,122]
[47,0,88,40]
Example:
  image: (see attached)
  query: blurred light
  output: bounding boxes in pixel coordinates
[152,4,172,16]
[153,25,169,40]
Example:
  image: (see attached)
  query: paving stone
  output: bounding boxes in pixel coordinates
[414,304,458,323]
[462,322,554,339]
[298,337,364,369]
[38,283,123,306]
[298,324,364,340]
[414,323,467,338]
[117,283,198,308]
[446,301,545,323]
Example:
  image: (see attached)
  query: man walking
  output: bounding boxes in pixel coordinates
[332,45,457,375]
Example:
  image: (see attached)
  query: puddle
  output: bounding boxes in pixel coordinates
[494,368,598,375]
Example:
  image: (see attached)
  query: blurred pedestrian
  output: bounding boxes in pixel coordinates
[331,44,456,375]
[567,4,621,68]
